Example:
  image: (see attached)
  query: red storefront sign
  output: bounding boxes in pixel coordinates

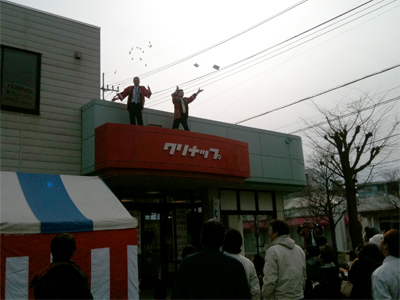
[95,124,250,178]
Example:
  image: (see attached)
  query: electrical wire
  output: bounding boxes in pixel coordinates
[147,0,394,107]
[109,0,309,87]
[272,86,400,131]
[289,97,400,134]
[235,64,400,125]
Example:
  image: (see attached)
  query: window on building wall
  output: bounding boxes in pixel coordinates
[1,45,41,115]
[220,189,276,258]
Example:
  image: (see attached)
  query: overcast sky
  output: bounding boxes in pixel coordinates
[8,0,400,179]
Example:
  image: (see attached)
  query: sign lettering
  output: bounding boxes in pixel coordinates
[163,143,221,160]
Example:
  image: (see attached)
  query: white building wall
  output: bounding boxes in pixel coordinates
[0,1,100,175]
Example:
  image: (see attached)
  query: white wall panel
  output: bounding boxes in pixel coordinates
[22,145,81,157]
[0,1,100,175]
[5,256,29,300]
[21,161,81,172]
[22,138,81,151]
[22,153,81,164]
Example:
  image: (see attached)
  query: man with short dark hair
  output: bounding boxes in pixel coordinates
[223,228,260,300]
[172,219,251,299]
[371,229,400,300]
[31,233,93,299]
[262,219,306,300]
[316,236,338,265]
[112,76,152,125]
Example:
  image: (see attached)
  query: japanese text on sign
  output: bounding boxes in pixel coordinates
[163,143,221,160]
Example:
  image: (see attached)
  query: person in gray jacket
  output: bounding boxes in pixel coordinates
[262,219,306,300]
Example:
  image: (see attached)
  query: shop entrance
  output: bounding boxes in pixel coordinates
[122,190,203,291]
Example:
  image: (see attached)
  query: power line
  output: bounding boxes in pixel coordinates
[273,85,400,131]
[147,0,393,107]
[235,64,400,125]
[289,96,400,134]
[109,0,309,87]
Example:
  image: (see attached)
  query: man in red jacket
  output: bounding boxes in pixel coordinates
[112,77,152,125]
[171,86,203,131]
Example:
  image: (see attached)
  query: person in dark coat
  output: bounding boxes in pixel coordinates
[313,250,341,299]
[252,254,264,289]
[348,243,384,299]
[31,233,93,299]
[304,246,320,299]
[171,219,251,299]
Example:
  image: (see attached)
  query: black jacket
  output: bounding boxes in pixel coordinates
[171,247,251,299]
[31,262,93,299]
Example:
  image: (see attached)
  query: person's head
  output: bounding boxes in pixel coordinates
[358,243,384,264]
[318,250,334,265]
[306,246,320,259]
[268,219,289,241]
[369,234,384,247]
[223,228,243,254]
[316,236,328,249]
[133,77,140,86]
[364,226,380,244]
[200,219,225,248]
[178,89,184,97]
[380,229,400,258]
[182,244,197,260]
[51,233,76,262]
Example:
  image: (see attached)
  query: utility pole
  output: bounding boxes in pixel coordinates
[101,73,119,100]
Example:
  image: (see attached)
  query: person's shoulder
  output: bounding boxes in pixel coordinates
[372,263,385,279]
[239,254,253,264]
[222,252,244,267]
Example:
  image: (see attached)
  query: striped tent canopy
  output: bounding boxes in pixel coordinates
[0,171,137,233]
[1,172,138,300]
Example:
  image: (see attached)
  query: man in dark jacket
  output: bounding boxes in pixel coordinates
[313,250,341,299]
[171,219,251,299]
[31,233,93,299]
[111,76,152,125]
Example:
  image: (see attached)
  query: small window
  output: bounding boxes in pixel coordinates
[1,45,41,115]
[258,192,273,211]
[240,191,255,211]
[221,190,237,210]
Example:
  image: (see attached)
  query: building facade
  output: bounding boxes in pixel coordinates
[1,0,100,174]
[1,1,307,290]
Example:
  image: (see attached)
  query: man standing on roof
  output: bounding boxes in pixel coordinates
[171,86,203,131]
[112,76,151,125]
[31,233,93,299]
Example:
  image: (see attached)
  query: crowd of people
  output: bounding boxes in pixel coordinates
[172,222,399,300]
[31,222,399,300]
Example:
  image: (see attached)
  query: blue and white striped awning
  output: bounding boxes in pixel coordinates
[0,172,137,234]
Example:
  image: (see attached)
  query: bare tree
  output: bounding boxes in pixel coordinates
[378,169,400,209]
[299,148,347,250]
[241,215,269,255]
[303,93,399,248]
